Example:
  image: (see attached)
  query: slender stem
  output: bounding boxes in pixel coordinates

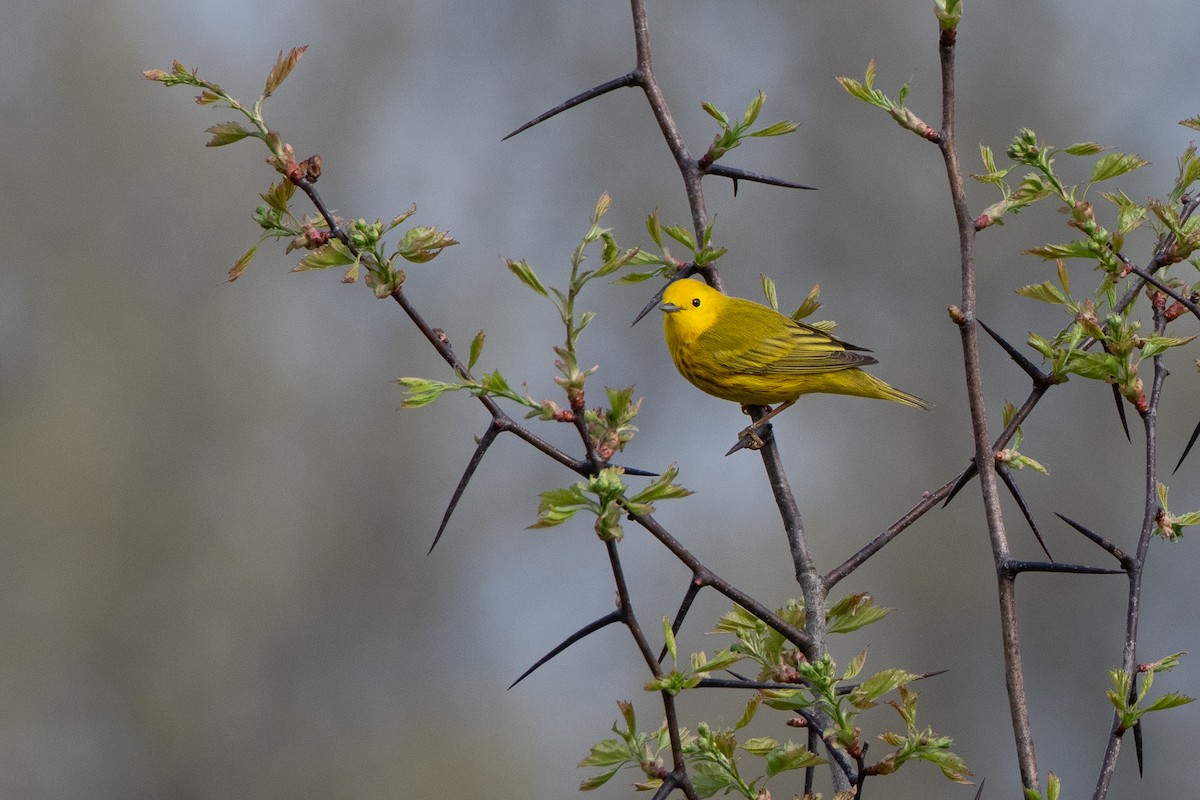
[937,28,1038,792]
[628,0,710,253]
[1092,306,1166,799]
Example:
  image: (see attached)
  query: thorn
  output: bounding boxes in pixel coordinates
[658,578,704,663]
[1112,383,1131,443]
[977,319,1049,384]
[502,72,640,141]
[508,609,623,689]
[616,464,660,478]
[630,265,701,327]
[997,465,1053,561]
[942,459,978,507]
[1053,512,1135,569]
[428,423,502,554]
[1131,672,1145,776]
[703,163,817,192]
[973,777,986,800]
[1173,417,1200,474]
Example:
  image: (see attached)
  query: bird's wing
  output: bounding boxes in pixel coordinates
[702,303,878,375]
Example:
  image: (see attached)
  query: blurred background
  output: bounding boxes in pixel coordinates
[3,0,1199,797]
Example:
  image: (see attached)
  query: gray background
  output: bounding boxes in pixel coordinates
[3,1,1198,797]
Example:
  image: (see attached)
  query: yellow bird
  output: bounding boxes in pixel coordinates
[659,279,928,451]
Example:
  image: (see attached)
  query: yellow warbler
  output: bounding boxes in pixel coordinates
[660,279,928,450]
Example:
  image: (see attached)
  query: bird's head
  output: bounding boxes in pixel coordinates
[660,278,724,336]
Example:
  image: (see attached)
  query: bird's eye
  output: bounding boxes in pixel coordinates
[692,298,701,308]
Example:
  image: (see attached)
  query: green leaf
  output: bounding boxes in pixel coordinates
[735,694,761,730]
[645,210,664,248]
[1141,334,1196,359]
[505,258,548,296]
[530,484,590,529]
[1182,115,1200,132]
[662,225,697,251]
[395,377,464,408]
[611,268,667,285]
[700,100,729,127]
[740,737,778,756]
[1064,351,1120,381]
[263,46,307,98]
[259,179,296,214]
[842,649,868,681]
[1141,692,1194,713]
[1025,241,1097,260]
[1091,152,1150,183]
[765,742,826,775]
[204,121,253,147]
[826,592,892,633]
[851,669,921,707]
[479,369,514,396]
[790,284,822,321]
[1101,190,1148,234]
[295,239,357,271]
[662,617,678,663]
[1063,141,1105,156]
[227,244,258,282]
[1027,333,1055,359]
[578,766,622,791]
[397,226,458,263]
[468,330,485,370]
[629,464,694,506]
[748,120,799,138]
[760,273,779,310]
[578,737,631,768]
[1015,281,1068,305]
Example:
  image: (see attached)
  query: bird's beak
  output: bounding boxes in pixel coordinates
[659,302,682,313]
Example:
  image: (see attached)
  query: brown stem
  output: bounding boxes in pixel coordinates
[937,28,1039,793]
[1091,307,1167,799]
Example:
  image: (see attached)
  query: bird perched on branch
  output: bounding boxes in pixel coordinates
[659,278,928,454]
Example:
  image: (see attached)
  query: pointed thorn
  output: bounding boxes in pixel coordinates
[997,465,1053,561]
[973,778,986,800]
[630,265,701,327]
[977,319,1048,384]
[942,459,978,507]
[1131,672,1145,775]
[725,435,754,457]
[502,72,640,141]
[658,579,704,664]
[1112,383,1131,443]
[508,609,623,689]
[1134,717,1145,775]
[428,424,502,555]
[704,163,817,191]
[617,464,660,478]
[1053,512,1133,568]
[1173,417,1200,474]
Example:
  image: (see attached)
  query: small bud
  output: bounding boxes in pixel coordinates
[947,305,966,325]
[304,154,322,182]
[432,328,450,346]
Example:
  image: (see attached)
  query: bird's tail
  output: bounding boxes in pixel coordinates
[864,371,931,410]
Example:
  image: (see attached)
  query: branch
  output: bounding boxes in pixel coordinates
[936,24,1039,794]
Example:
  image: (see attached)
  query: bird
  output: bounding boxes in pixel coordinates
[659,278,928,453]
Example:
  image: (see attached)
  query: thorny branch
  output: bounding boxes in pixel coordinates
[152,2,1200,795]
